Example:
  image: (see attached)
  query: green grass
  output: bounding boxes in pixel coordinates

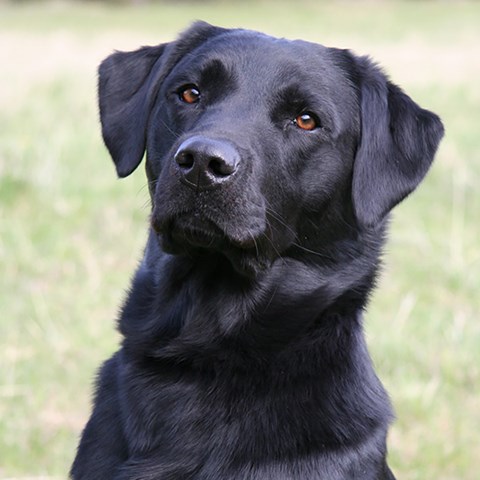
[1,1,479,478]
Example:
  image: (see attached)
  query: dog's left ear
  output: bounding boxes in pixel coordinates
[352,56,444,228]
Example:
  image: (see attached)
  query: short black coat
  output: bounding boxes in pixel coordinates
[71,22,443,479]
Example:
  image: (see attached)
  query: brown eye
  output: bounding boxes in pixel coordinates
[294,113,318,131]
[179,85,201,104]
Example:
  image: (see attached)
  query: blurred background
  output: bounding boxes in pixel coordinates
[0,0,479,478]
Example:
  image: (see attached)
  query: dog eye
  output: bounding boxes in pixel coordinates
[294,113,319,131]
[179,85,201,104]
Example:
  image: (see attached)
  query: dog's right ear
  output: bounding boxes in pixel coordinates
[98,44,167,178]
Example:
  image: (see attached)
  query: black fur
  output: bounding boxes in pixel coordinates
[71,22,444,479]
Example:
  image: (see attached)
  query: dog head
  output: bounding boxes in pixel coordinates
[98,22,443,278]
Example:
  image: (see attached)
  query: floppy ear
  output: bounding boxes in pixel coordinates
[98,44,167,178]
[352,56,444,227]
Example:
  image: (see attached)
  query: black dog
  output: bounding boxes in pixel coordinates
[71,22,443,479]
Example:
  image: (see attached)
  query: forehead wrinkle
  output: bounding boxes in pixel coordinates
[168,31,357,133]
[196,37,337,101]
[198,58,236,87]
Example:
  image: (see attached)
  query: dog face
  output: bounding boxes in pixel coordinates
[98,22,443,277]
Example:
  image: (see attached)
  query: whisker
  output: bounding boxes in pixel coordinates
[264,205,297,238]
[135,183,153,211]
[160,119,183,139]
[247,229,260,259]
[262,280,281,313]
[259,232,285,264]
[290,242,333,260]
[263,201,340,261]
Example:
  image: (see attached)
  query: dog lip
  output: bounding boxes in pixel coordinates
[155,215,223,250]
[226,231,258,249]
[173,224,224,249]
[152,213,260,252]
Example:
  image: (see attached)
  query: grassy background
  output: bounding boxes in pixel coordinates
[1,1,479,478]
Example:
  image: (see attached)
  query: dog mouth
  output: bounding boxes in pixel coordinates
[153,212,259,250]
[152,213,270,277]
[168,216,226,250]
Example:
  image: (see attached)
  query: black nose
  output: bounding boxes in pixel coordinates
[174,136,240,190]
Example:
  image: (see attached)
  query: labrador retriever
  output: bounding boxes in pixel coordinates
[71,22,444,479]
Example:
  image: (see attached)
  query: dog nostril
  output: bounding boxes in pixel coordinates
[209,157,235,177]
[175,151,194,170]
[174,137,240,189]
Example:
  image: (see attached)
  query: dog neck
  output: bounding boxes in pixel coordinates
[120,226,383,360]
[118,229,392,447]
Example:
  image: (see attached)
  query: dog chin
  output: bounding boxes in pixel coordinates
[157,216,270,278]
[223,247,271,279]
